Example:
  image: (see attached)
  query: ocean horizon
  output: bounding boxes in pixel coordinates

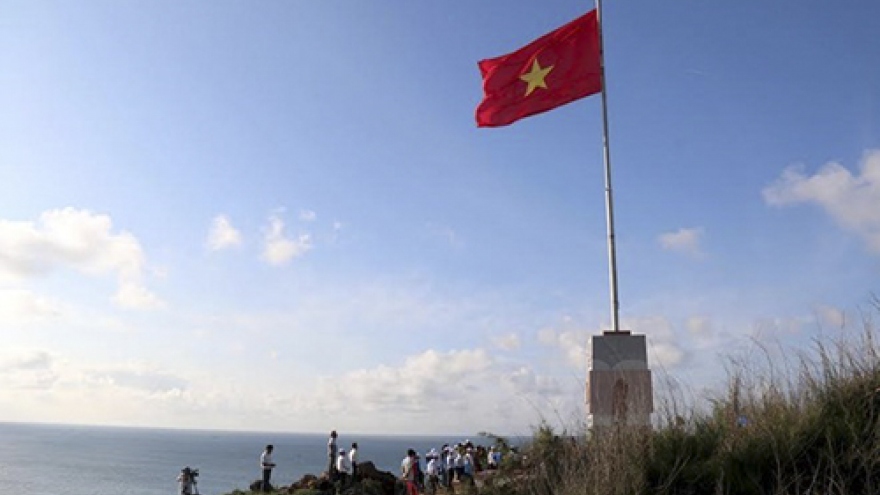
[0,421,486,495]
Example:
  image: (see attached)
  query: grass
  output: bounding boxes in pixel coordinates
[482,312,880,495]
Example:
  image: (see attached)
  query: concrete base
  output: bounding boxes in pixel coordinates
[586,331,653,427]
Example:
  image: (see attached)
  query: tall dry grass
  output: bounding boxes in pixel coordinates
[485,313,880,495]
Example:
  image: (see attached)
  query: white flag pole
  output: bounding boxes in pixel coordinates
[594,0,622,333]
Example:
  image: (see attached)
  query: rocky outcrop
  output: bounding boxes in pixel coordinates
[267,460,398,495]
[356,461,399,495]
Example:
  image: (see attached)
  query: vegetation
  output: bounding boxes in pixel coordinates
[484,314,880,495]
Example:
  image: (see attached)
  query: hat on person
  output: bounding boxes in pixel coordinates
[339,448,345,453]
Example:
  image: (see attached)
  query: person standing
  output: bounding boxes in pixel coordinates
[425,452,440,495]
[401,448,419,495]
[488,446,501,470]
[336,448,352,488]
[454,446,465,484]
[176,467,195,495]
[461,448,475,489]
[444,447,456,492]
[260,445,276,492]
[349,442,359,481]
[437,446,447,488]
[328,430,338,480]
[413,452,424,491]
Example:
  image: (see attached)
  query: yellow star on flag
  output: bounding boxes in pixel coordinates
[519,59,554,97]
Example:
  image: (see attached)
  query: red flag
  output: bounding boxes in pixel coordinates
[476,10,602,127]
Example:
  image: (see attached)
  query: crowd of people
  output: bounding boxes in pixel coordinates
[255,430,361,492]
[400,440,505,495]
[175,431,508,495]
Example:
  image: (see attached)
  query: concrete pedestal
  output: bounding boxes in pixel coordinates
[586,331,653,427]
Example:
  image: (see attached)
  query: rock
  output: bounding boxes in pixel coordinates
[316,478,334,492]
[244,462,398,495]
[290,473,319,490]
[356,461,398,495]
[358,461,396,482]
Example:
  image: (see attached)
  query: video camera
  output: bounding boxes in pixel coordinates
[182,466,199,478]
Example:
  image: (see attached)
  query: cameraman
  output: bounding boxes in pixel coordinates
[177,467,196,495]
[260,444,276,492]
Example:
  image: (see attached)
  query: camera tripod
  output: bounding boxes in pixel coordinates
[181,479,200,495]
[180,468,200,495]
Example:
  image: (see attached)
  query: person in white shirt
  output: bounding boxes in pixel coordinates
[487,446,498,469]
[425,452,439,495]
[349,442,359,481]
[438,445,448,487]
[260,445,276,492]
[444,448,456,491]
[454,447,465,481]
[490,447,502,469]
[401,448,418,495]
[336,448,352,487]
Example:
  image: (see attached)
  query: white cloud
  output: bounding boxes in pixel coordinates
[0,288,133,335]
[624,315,674,338]
[649,342,686,371]
[0,343,587,433]
[499,366,564,397]
[0,354,216,428]
[815,305,845,328]
[315,348,492,414]
[763,150,880,252]
[685,316,713,338]
[0,350,58,390]
[114,282,165,310]
[300,347,585,433]
[537,325,588,369]
[750,315,812,337]
[83,366,188,394]
[206,215,242,251]
[658,227,705,258]
[623,316,687,369]
[491,333,521,351]
[299,210,317,222]
[262,215,313,266]
[0,350,53,371]
[0,208,162,309]
[0,289,63,324]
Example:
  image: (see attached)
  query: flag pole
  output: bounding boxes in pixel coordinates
[594,0,621,333]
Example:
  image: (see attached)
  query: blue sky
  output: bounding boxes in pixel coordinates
[1,0,879,435]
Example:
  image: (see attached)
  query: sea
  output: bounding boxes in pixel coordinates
[0,422,467,495]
